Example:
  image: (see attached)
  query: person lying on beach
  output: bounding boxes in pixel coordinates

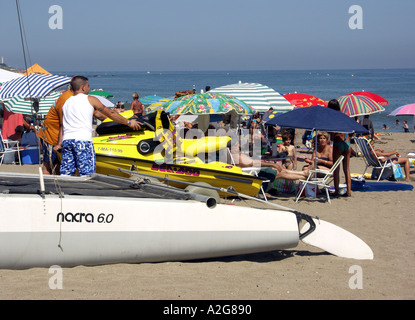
[369,139,411,181]
[229,141,309,181]
[303,131,333,172]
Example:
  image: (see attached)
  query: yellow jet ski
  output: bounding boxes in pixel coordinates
[93,110,263,198]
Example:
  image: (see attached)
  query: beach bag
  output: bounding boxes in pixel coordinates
[391,162,404,181]
[371,163,393,180]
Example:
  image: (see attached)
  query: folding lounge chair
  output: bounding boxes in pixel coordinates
[0,133,23,165]
[295,155,344,204]
[354,137,391,182]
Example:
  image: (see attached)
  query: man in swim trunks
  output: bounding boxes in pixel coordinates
[60,76,142,176]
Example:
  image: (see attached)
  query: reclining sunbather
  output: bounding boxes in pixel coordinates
[369,139,411,181]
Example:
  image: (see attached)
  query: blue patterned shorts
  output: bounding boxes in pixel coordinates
[60,140,96,176]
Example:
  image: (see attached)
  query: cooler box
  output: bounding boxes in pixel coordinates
[20,132,40,164]
[21,147,40,164]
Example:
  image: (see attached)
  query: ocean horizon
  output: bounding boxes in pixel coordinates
[53,68,415,133]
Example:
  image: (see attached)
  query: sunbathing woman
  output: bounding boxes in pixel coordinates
[303,131,333,172]
[369,139,411,181]
[230,141,309,181]
[328,99,352,197]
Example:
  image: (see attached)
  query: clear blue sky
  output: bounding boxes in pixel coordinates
[2,0,414,72]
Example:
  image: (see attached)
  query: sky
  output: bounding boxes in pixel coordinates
[1,0,415,72]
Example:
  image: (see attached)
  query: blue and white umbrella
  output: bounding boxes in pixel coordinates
[210,82,294,113]
[0,73,71,99]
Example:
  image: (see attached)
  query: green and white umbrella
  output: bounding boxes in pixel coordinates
[89,89,114,98]
[210,81,294,113]
[1,91,61,115]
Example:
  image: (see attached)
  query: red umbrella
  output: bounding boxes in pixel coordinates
[346,91,388,106]
[282,93,328,108]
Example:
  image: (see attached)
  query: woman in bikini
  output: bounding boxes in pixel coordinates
[303,131,333,172]
[328,99,352,197]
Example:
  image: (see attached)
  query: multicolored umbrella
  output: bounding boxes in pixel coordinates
[146,97,173,113]
[337,95,385,117]
[210,82,293,112]
[139,95,165,105]
[2,91,61,115]
[282,92,328,108]
[0,73,70,99]
[160,92,255,115]
[346,91,388,106]
[89,89,114,98]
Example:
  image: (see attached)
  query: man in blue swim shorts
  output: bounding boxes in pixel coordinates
[60,76,142,176]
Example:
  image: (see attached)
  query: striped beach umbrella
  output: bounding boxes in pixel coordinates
[2,91,61,115]
[160,92,255,115]
[337,95,385,117]
[139,95,165,105]
[346,91,388,106]
[210,82,294,112]
[0,73,70,99]
[146,97,173,113]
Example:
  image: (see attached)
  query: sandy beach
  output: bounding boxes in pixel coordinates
[0,131,414,300]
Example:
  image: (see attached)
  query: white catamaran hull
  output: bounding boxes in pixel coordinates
[0,193,299,269]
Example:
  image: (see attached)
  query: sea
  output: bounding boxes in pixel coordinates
[55,68,415,133]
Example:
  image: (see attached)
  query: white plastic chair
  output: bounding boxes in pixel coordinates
[295,155,344,204]
[0,133,23,165]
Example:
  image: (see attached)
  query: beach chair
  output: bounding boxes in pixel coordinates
[0,133,23,165]
[295,155,344,204]
[354,137,391,182]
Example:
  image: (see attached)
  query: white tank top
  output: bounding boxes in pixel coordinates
[62,93,94,141]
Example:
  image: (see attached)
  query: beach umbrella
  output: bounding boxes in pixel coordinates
[282,92,328,108]
[388,103,415,129]
[146,97,173,113]
[0,68,24,83]
[346,91,389,106]
[21,63,51,76]
[2,91,61,115]
[89,89,114,98]
[337,95,385,117]
[160,92,255,115]
[89,94,115,108]
[210,81,293,112]
[388,103,415,116]
[266,105,368,134]
[139,95,165,105]
[262,110,283,123]
[266,105,369,170]
[0,73,70,99]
